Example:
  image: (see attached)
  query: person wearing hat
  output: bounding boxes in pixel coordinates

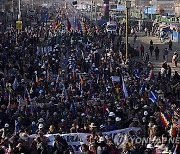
[80,143,91,154]
[34,136,48,154]
[36,123,45,134]
[47,125,56,134]
[144,143,154,154]
[89,123,97,132]
[129,117,143,129]
[104,118,117,131]
[52,135,70,154]
[99,124,106,132]
[96,136,108,154]
[172,52,178,67]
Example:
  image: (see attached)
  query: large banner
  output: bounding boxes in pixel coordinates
[30,127,140,154]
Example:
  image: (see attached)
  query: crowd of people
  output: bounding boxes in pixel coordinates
[0,5,179,154]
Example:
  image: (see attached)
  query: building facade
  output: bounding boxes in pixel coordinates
[174,0,180,16]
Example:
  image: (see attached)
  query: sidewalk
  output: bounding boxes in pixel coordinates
[123,32,180,74]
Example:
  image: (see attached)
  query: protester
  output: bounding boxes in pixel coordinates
[154,46,160,60]
[172,52,178,67]
[0,4,179,154]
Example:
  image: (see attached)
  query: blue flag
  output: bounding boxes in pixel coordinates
[77,20,82,31]
[122,77,128,98]
[149,91,158,103]
[139,85,145,96]
[15,120,20,133]
[73,17,77,30]
[135,69,140,78]
[70,103,75,115]
[12,78,18,90]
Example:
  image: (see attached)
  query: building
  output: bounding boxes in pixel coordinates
[151,0,174,14]
[174,0,180,16]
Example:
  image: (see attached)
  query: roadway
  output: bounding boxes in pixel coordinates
[122,33,180,75]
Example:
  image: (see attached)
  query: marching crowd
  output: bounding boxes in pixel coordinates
[0,7,179,154]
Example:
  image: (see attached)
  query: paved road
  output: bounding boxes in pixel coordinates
[122,33,180,75]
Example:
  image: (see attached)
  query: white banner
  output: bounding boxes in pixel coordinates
[29,127,140,154]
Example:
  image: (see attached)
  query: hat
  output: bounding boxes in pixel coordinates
[146,144,154,149]
[100,125,105,129]
[143,105,148,108]
[89,123,97,128]
[89,142,96,147]
[99,137,105,142]
[41,65,45,69]
[38,123,44,129]
[4,123,9,128]
[144,111,148,116]
[1,105,6,109]
[39,90,43,94]
[32,121,36,125]
[56,93,61,97]
[115,117,121,122]
[109,112,115,117]
[51,82,55,86]
[61,119,65,122]
[53,112,57,116]
[81,113,86,116]
[38,118,44,123]
[107,118,112,122]
[19,132,29,141]
[50,97,55,100]
[42,71,46,75]
[133,118,138,122]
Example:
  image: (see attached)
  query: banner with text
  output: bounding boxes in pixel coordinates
[30,127,141,154]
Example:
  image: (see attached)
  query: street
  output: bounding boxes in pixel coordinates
[124,33,180,74]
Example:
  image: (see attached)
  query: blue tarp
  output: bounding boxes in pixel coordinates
[162,26,170,32]
[117,5,126,11]
[144,7,157,14]
[111,5,125,11]
[97,19,108,26]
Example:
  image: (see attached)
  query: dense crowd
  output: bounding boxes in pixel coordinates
[0,7,179,154]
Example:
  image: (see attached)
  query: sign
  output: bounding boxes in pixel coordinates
[29,127,140,154]
[111,76,120,82]
[16,21,22,30]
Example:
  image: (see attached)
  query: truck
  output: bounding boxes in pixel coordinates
[106,21,117,34]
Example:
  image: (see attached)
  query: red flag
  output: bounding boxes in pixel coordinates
[103,104,110,113]
[79,75,84,85]
[53,19,57,29]
[160,112,169,128]
[67,18,71,31]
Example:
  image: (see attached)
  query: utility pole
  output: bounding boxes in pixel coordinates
[18,0,21,20]
[11,0,14,12]
[102,0,109,20]
[95,0,97,22]
[32,0,34,10]
[125,1,131,62]
[91,0,93,21]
